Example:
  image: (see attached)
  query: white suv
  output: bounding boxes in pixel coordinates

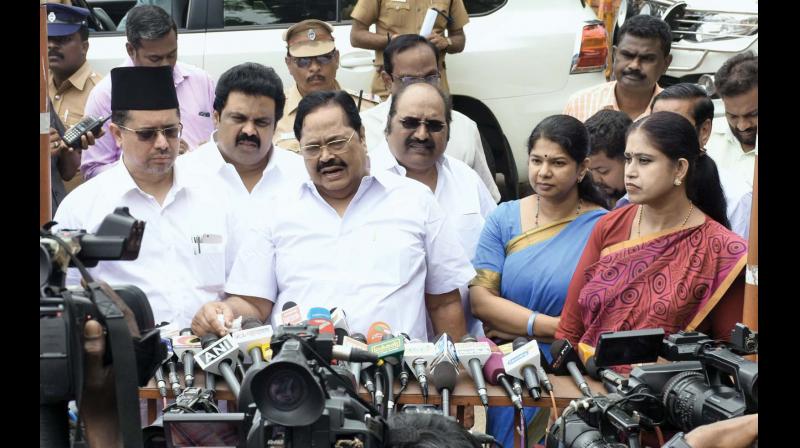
[80,0,608,199]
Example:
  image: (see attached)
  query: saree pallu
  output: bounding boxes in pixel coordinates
[577,220,747,351]
[472,201,606,447]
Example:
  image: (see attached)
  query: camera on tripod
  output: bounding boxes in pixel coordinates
[40,207,166,448]
[546,325,758,448]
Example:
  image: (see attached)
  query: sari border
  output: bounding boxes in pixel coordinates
[505,217,573,256]
[685,253,748,331]
[600,222,704,258]
[470,269,501,294]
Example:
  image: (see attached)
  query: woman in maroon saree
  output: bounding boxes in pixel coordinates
[557,111,747,352]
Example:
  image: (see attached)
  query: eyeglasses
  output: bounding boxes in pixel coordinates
[118,123,183,142]
[299,129,356,159]
[292,50,336,68]
[391,73,441,86]
[398,117,446,133]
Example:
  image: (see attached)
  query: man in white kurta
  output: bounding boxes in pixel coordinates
[370,82,496,336]
[54,66,237,329]
[191,90,474,342]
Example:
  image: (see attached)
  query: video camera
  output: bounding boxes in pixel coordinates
[161,323,386,448]
[40,208,166,448]
[546,325,758,448]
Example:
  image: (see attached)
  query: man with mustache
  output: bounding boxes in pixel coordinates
[564,14,672,123]
[54,66,238,330]
[706,52,758,189]
[80,5,216,180]
[361,34,500,202]
[192,90,474,346]
[370,81,495,337]
[177,63,308,215]
[274,19,380,153]
[46,3,102,210]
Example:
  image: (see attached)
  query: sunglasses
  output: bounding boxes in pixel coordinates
[391,74,441,86]
[299,129,356,159]
[399,117,446,133]
[292,50,336,69]
[118,123,183,142]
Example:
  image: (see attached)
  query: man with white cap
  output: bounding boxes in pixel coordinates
[274,19,380,152]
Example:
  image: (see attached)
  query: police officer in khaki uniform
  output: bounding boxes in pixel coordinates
[349,0,469,100]
[46,2,103,211]
[275,19,380,153]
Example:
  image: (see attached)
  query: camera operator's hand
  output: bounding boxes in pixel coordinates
[683,414,757,448]
[192,300,235,336]
[80,319,123,448]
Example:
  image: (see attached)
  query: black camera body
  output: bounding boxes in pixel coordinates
[40,208,165,447]
[546,325,758,448]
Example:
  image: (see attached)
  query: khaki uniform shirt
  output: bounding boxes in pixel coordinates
[350,0,470,97]
[48,60,102,199]
[274,81,380,153]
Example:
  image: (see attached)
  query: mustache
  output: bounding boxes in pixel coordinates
[49,51,64,59]
[307,74,325,83]
[317,158,347,172]
[405,135,435,151]
[236,133,260,147]
[622,69,644,79]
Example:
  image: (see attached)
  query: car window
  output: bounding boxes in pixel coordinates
[223,0,337,27]
[339,0,358,21]
[463,0,506,16]
[93,0,187,32]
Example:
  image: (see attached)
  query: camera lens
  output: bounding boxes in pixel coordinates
[662,370,747,432]
[267,370,306,411]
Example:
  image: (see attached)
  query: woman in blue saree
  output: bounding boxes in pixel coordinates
[470,115,608,447]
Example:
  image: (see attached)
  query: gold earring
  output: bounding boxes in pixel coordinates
[674,178,682,186]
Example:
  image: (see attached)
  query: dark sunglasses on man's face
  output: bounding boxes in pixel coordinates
[118,123,183,142]
[293,50,336,68]
[399,117,446,133]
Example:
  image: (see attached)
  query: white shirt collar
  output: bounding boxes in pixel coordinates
[107,155,187,204]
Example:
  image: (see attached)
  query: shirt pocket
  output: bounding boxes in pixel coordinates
[188,239,226,292]
[383,0,412,27]
[456,212,484,258]
[348,229,417,288]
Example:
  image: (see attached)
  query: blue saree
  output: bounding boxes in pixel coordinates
[471,200,606,447]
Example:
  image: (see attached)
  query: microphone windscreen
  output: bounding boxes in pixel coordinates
[367,322,392,344]
[282,301,297,311]
[241,317,263,330]
[351,333,367,344]
[512,337,528,350]
[201,333,219,349]
[482,351,505,385]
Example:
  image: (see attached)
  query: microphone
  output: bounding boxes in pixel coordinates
[350,333,375,400]
[480,337,522,410]
[430,333,459,416]
[307,307,331,320]
[307,317,335,336]
[366,321,393,344]
[537,365,553,393]
[280,301,304,326]
[403,340,435,403]
[330,307,350,345]
[455,335,491,407]
[504,337,542,400]
[153,363,168,401]
[161,337,182,396]
[195,334,242,398]
[550,339,592,398]
[232,317,272,369]
[379,334,399,416]
[173,329,201,388]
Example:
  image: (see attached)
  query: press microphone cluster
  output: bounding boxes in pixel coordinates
[550,339,592,398]
[455,335,491,407]
[480,337,522,411]
[504,337,543,400]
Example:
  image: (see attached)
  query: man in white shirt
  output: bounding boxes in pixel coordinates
[706,52,758,188]
[360,34,501,202]
[55,66,236,329]
[192,90,474,342]
[370,81,495,336]
[177,62,308,214]
[651,83,751,238]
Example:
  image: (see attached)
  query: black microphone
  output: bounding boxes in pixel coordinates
[537,365,553,393]
[280,300,303,325]
[153,364,168,400]
[196,334,243,398]
[550,339,592,398]
[379,333,399,417]
[173,328,200,388]
[429,334,459,417]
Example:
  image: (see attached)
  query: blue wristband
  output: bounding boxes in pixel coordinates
[526,311,538,337]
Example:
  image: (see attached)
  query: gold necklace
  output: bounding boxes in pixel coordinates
[637,202,694,238]
[535,194,582,227]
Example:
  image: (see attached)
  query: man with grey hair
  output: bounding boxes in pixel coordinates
[80,4,216,180]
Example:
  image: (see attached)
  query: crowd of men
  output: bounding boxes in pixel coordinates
[45,2,757,445]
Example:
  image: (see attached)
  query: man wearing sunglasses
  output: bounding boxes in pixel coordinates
[274,19,380,153]
[371,81,495,339]
[192,90,473,348]
[55,66,238,330]
[80,5,216,180]
[361,34,500,202]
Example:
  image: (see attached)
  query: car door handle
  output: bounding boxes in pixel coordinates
[339,51,375,68]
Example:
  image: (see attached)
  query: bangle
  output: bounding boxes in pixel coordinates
[526,311,538,337]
